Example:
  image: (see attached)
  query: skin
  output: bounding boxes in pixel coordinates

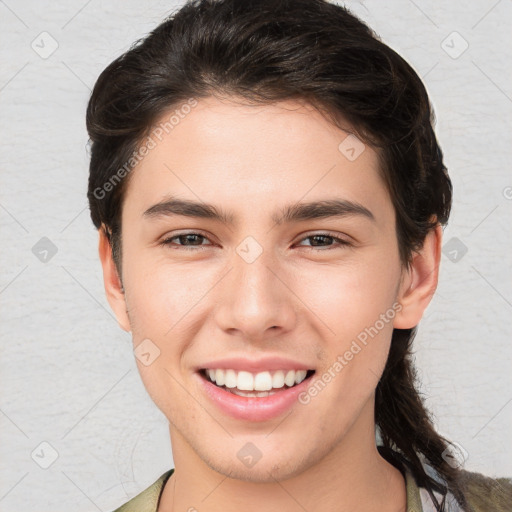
[99,96,442,512]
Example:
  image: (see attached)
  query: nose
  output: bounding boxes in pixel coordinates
[214,245,298,341]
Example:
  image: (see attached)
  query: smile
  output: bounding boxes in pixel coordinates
[196,367,316,421]
[202,368,313,396]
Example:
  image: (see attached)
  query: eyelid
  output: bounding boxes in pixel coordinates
[294,231,352,248]
[295,229,351,242]
[160,230,215,247]
[160,230,352,250]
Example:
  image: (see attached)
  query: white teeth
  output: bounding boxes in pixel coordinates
[272,370,285,389]
[215,369,225,386]
[204,368,310,391]
[295,370,307,384]
[229,389,277,398]
[229,389,278,397]
[224,369,237,388]
[284,370,296,387]
[237,371,254,391]
[253,371,272,391]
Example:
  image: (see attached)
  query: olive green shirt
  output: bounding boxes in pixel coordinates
[112,465,512,512]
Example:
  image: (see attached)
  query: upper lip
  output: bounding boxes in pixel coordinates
[196,356,315,373]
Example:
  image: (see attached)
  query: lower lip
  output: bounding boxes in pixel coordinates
[196,371,314,422]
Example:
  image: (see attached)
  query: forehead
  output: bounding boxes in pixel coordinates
[122,96,393,225]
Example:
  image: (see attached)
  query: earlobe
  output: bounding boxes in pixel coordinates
[393,224,442,329]
[98,225,131,332]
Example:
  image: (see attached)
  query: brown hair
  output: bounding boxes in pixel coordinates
[86,1,466,509]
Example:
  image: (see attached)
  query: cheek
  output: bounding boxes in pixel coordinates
[124,253,214,337]
[295,263,398,419]
[292,256,401,338]
[123,257,217,406]
[135,361,191,429]
[291,253,401,402]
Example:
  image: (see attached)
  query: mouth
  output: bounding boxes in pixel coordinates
[199,368,316,397]
[196,367,316,421]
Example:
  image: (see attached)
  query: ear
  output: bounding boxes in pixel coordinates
[393,224,442,329]
[98,225,131,332]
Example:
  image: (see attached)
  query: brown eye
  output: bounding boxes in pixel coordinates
[296,233,351,250]
[161,232,212,249]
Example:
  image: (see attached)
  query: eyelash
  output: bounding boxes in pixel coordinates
[159,231,351,251]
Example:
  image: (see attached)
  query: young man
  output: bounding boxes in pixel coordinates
[86,1,511,510]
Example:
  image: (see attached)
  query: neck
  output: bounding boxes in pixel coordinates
[158,399,406,512]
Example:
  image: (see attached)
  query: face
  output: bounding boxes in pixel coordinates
[102,96,417,482]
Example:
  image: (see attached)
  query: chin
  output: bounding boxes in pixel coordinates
[210,458,301,483]
[200,440,324,484]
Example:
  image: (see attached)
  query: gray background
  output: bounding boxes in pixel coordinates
[1,0,511,510]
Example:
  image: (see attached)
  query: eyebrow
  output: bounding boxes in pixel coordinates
[142,195,375,226]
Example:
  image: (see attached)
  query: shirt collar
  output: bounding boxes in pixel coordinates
[115,465,425,512]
